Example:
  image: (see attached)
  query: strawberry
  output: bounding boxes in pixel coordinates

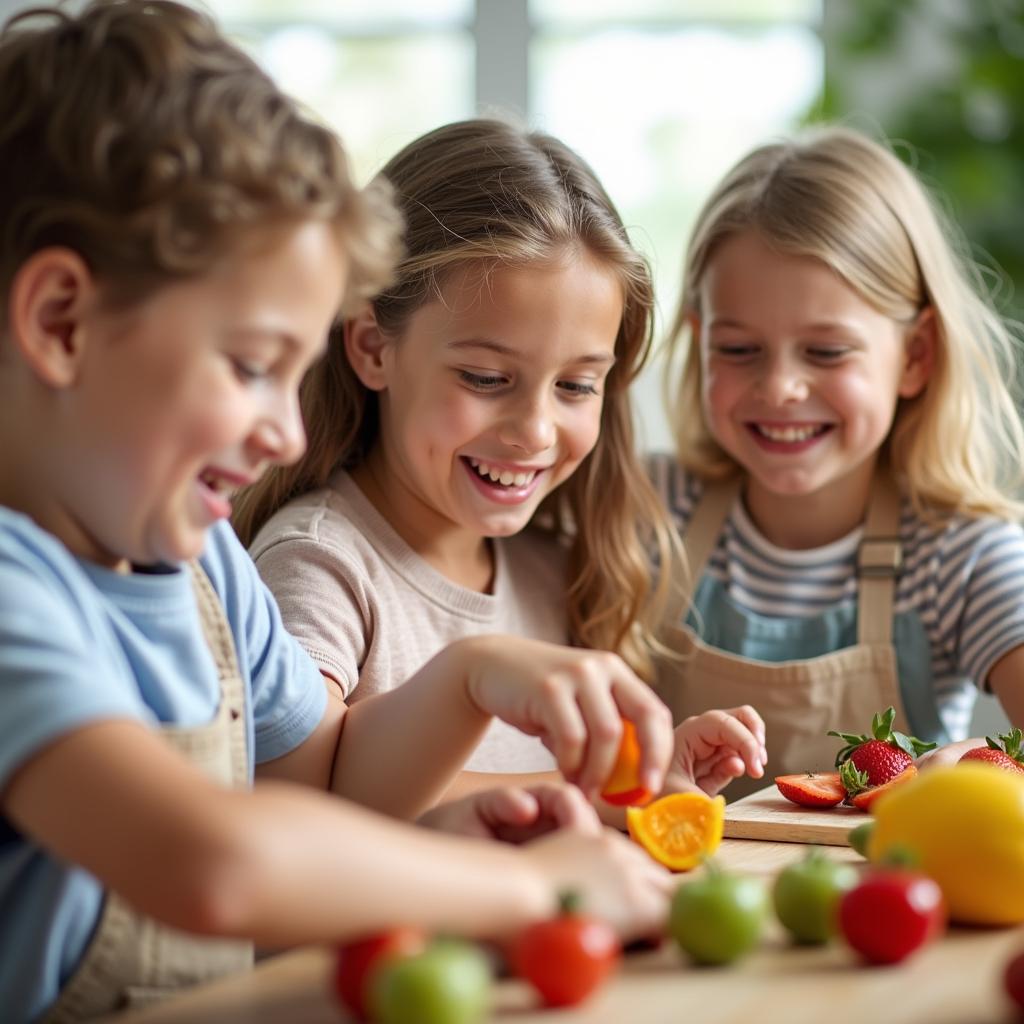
[775,771,846,808]
[848,764,918,812]
[959,728,1024,774]
[828,707,936,787]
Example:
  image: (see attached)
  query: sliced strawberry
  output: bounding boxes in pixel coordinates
[850,764,918,812]
[959,728,1024,775]
[775,771,846,807]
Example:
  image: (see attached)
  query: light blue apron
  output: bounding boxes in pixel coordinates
[655,474,949,799]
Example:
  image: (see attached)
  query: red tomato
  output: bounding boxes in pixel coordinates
[334,927,428,1020]
[1005,949,1024,1011]
[838,869,945,965]
[513,896,620,1007]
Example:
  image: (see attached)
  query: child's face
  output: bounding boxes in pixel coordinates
[63,221,347,568]
[697,229,918,509]
[370,251,622,542]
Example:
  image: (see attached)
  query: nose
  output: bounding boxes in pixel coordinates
[756,351,809,405]
[249,389,307,466]
[496,391,556,454]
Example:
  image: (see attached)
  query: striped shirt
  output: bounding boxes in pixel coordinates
[648,454,1024,740]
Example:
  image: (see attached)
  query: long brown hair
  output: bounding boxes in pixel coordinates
[234,118,679,678]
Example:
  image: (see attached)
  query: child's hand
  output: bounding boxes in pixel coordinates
[663,706,767,796]
[457,636,674,802]
[418,783,601,843]
[520,826,673,941]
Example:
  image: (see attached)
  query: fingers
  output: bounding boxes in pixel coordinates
[614,682,674,799]
[723,704,768,763]
[680,709,766,779]
[571,671,623,800]
[693,753,746,795]
[526,782,603,835]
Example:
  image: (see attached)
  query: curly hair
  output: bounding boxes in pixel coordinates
[0,0,398,321]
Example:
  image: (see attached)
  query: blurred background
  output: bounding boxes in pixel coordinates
[2,0,1017,732]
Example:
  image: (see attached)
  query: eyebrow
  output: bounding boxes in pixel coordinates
[447,338,616,366]
[708,318,864,337]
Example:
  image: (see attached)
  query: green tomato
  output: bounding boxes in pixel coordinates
[847,821,875,859]
[369,939,492,1024]
[669,867,768,965]
[772,850,860,945]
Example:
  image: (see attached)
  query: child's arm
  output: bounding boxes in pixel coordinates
[3,719,672,944]
[261,635,675,821]
[989,646,1024,725]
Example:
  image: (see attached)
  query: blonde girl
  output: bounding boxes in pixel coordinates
[650,125,1024,794]
[233,118,766,804]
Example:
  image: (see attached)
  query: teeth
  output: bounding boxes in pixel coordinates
[468,458,536,488]
[757,424,822,443]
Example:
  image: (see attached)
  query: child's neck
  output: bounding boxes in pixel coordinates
[350,461,495,593]
[742,467,875,550]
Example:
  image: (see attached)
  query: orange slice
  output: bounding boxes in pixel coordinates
[601,719,653,807]
[626,792,725,871]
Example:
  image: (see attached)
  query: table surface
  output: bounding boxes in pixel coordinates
[107,838,1024,1024]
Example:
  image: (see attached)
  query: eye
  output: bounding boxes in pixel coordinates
[557,379,600,397]
[230,358,268,382]
[710,341,759,360]
[806,346,850,363]
[458,369,508,392]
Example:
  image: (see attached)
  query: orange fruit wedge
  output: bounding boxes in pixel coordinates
[626,793,725,871]
[600,719,653,807]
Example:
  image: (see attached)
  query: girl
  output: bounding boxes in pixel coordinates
[650,125,1024,794]
[232,118,767,806]
[0,4,728,1019]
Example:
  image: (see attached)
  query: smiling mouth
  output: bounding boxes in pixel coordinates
[749,423,832,443]
[465,457,540,488]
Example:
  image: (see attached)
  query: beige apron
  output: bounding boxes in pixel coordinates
[655,474,911,800]
[43,563,254,1022]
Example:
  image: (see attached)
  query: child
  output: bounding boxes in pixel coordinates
[650,125,1024,793]
[0,3,752,1019]
[231,118,768,806]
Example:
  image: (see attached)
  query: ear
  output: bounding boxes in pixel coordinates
[897,306,936,399]
[8,247,95,388]
[343,305,393,392]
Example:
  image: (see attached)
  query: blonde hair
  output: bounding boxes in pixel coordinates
[234,118,680,678]
[666,125,1024,521]
[0,0,398,322]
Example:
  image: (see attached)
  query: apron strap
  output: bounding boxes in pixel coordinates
[684,475,743,584]
[856,472,903,646]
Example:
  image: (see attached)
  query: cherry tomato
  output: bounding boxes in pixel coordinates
[1005,948,1024,1011]
[838,868,945,964]
[334,927,427,1020]
[370,939,493,1024]
[670,866,768,965]
[772,850,859,945]
[513,892,620,1007]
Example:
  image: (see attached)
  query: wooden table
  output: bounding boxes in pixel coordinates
[108,839,1024,1024]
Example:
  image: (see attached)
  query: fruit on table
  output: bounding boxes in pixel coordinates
[369,939,493,1024]
[838,867,945,964]
[600,719,653,807]
[845,763,917,812]
[775,771,845,808]
[869,762,1024,925]
[626,792,725,871]
[334,927,428,1020]
[772,849,859,945]
[959,727,1024,774]
[669,863,768,965]
[828,706,936,786]
[846,820,875,858]
[1004,948,1024,1012]
[512,891,620,1007]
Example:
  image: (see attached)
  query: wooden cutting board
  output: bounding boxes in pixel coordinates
[722,784,869,846]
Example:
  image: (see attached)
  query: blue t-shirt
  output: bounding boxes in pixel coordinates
[0,508,327,1023]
